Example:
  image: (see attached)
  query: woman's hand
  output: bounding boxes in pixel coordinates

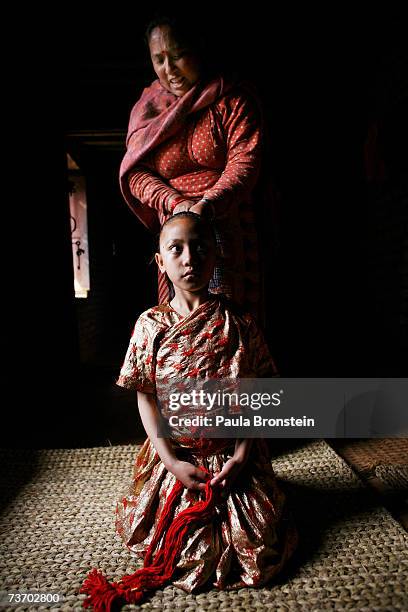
[172,200,196,214]
[189,201,215,219]
[168,459,208,491]
[172,199,214,218]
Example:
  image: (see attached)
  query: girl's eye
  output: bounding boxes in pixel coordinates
[170,245,181,253]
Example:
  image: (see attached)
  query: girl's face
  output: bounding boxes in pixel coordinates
[148,25,201,97]
[155,217,216,293]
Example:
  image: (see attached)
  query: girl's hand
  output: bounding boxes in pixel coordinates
[168,459,208,491]
[210,456,247,497]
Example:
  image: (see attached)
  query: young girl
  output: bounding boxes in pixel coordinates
[81,212,297,610]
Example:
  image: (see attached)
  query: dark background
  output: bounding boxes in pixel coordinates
[4,5,407,448]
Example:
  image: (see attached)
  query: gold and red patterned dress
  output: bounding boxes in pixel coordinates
[116,297,298,592]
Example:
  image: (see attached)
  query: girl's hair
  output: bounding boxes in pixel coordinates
[158,211,216,247]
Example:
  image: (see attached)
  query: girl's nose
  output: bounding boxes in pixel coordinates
[182,248,193,264]
[182,247,197,266]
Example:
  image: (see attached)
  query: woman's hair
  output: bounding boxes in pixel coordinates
[144,13,214,76]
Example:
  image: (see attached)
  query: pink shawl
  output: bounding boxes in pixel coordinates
[119,76,234,231]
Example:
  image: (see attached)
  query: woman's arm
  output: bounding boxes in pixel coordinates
[137,391,208,490]
[129,165,196,215]
[191,92,262,218]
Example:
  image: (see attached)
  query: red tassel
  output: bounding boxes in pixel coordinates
[80,467,218,610]
[80,568,129,611]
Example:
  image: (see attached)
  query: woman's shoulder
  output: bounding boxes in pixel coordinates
[128,80,175,125]
[135,79,166,101]
[217,87,253,105]
[213,78,262,119]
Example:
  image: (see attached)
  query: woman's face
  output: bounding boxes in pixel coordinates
[148,25,201,97]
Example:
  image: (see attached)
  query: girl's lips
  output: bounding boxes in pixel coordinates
[183,271,199,279]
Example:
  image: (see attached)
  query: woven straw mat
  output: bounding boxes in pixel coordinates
[0,440,407,611]
[331,438,408,490]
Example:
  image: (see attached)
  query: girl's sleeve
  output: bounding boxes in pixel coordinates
[128,157,190,215]
[246,317,279,377]
[116,314,156,393]
[202,91,262,216]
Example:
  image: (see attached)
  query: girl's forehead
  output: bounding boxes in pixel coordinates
[161,218,208,241]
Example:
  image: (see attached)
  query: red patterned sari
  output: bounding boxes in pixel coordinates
[115,297,298,592]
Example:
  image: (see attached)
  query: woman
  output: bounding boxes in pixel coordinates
[119,15,266,319]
